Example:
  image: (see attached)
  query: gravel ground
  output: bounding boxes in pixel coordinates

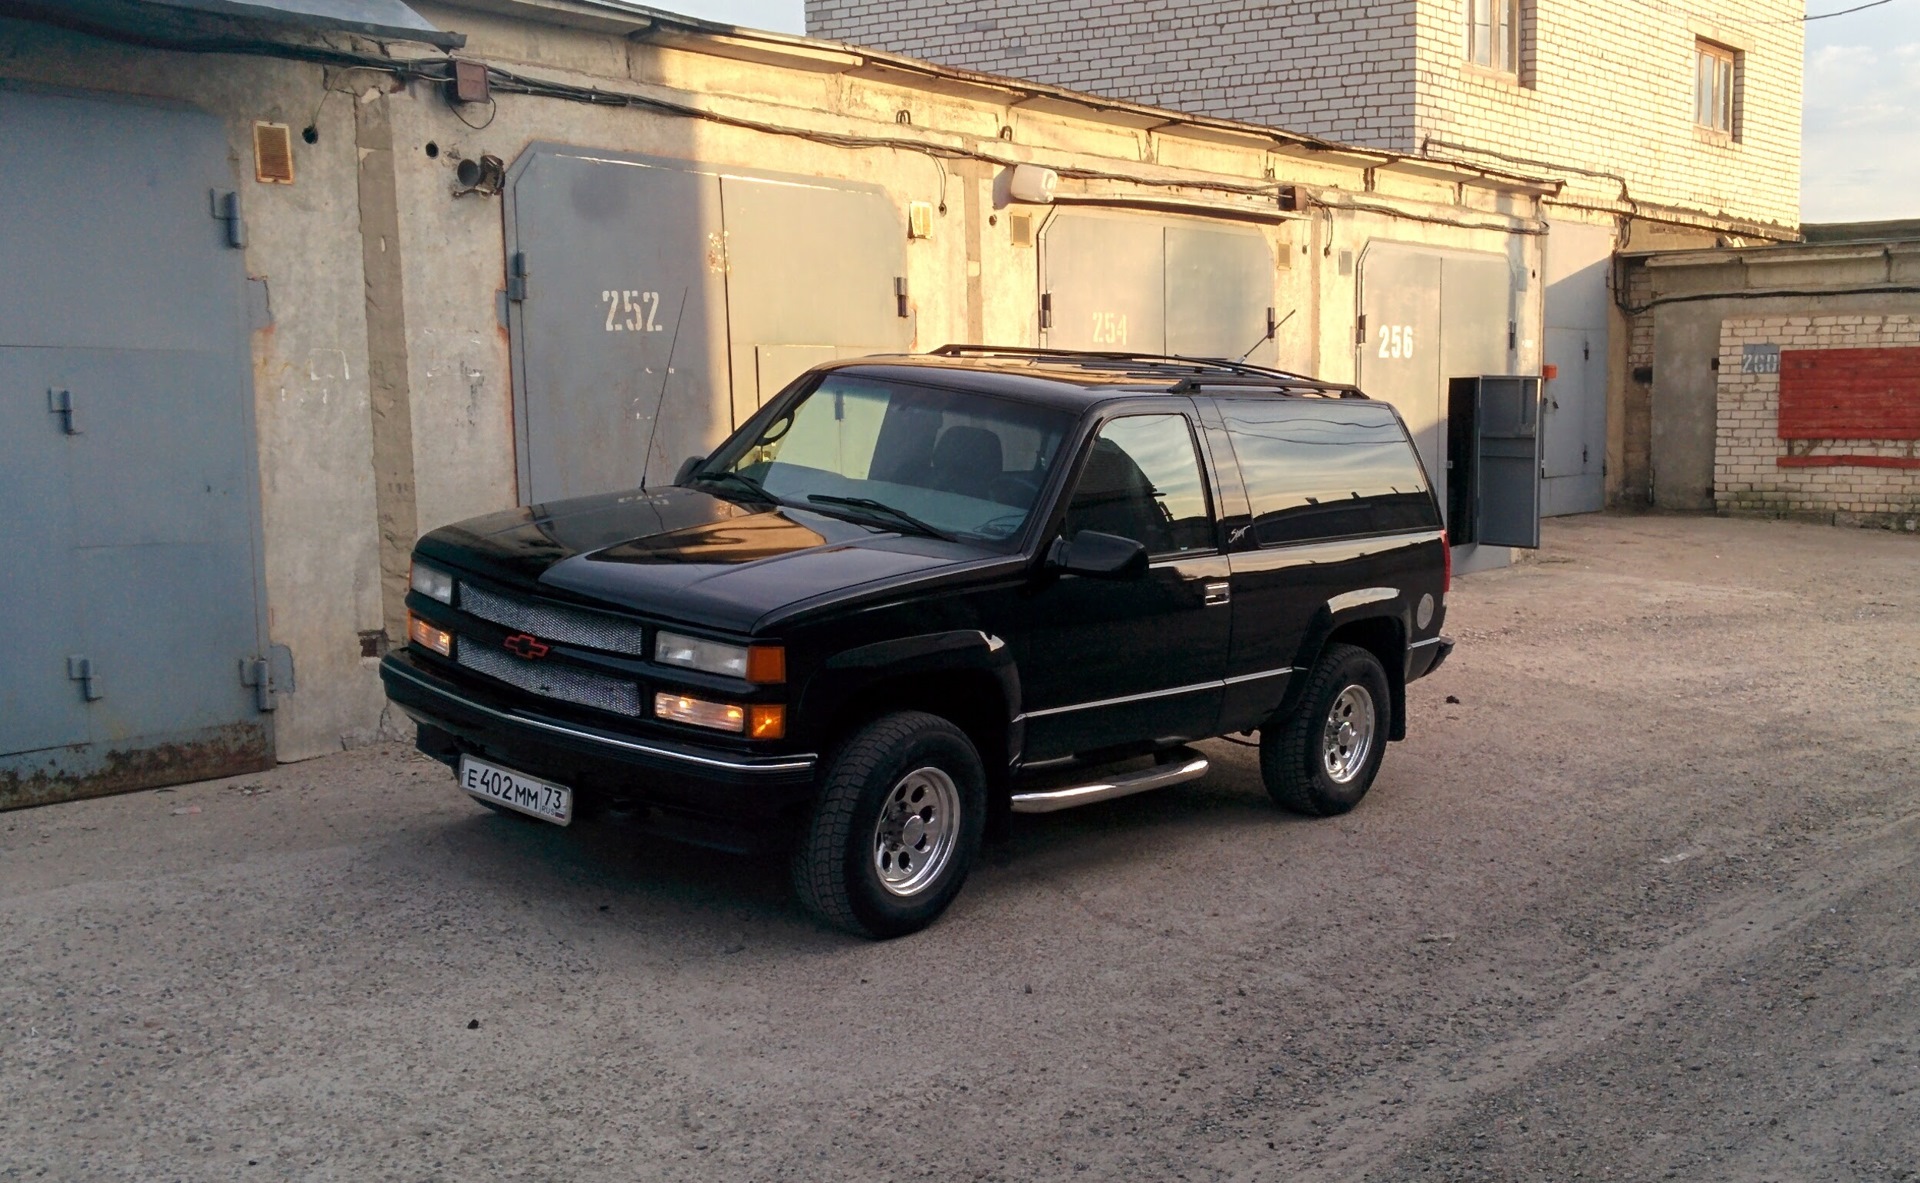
[3,512,1917,1182]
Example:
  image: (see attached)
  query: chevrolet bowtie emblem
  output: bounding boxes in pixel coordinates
[502,633,550,660]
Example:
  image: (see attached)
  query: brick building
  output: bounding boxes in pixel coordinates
[807,0,1806,514]
[1620,234,1920,525]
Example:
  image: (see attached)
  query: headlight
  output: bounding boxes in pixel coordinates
[410,561,454,605]
[655,633,785,683]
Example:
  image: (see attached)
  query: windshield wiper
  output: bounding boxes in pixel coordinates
[806,494,953,541]
[691,469,777,504]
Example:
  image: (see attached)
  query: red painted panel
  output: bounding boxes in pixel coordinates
[1776,454,1920,469]
[1777,347,1920,440]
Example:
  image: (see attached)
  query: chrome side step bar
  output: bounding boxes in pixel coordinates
[1008,750,1211,814]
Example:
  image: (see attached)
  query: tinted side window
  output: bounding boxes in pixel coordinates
[1220,400,1440,545]
[1064,414,1214,556]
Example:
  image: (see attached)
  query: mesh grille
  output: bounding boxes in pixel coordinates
[457,642,642,717]
[459,583,650,655]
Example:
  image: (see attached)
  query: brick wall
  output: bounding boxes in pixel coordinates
[1413,0,1801,229]
[805,0,1419,147]
[1716,316,1920,527]
[807,0,1800,229]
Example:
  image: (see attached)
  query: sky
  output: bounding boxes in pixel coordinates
[655,0,1918,225]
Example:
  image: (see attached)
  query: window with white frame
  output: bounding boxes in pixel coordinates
[1694,40,1737,135]
[1467,0,1520,73]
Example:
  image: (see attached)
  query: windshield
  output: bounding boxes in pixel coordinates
[700,373,1074,545]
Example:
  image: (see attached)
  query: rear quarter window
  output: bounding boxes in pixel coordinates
[1219,399,1441,545]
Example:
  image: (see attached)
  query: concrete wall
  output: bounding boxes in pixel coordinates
[0,1,1545,763]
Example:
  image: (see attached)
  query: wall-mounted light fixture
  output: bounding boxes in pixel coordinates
[1007,164,1057,204]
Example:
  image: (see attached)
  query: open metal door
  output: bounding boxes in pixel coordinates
[1474,376,1543,548]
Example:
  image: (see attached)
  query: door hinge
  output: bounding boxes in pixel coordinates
[895,275,910,319]
[1508,320,1517,351]
[1039,292,1053,330]
[507,251,529,302]
[239,644,296,712]
[48,388,78,434]
[210,189,246,248]
[1356,312,1368,346]
[67,655,103,702]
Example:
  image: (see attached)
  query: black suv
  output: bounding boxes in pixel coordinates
[382,348,1452,937]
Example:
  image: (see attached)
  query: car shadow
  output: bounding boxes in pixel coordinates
[384,739,1320,948]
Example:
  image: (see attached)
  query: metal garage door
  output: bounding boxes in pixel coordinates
[1357,243,1514,523]
[1039,212,1276,363]
[505,146,909,505]
[1540,219,1611,516]
[0,88,272,808]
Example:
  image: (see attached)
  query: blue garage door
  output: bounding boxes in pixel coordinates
[0,88,272,808]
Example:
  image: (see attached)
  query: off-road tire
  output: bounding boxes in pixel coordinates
[1260,643,1391,817]
[792,711,987,939]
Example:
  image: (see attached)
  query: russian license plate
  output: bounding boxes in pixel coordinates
[459,755,573,826]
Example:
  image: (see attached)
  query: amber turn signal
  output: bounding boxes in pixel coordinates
[748,704,786,740]
[407,612,453,657]
[746,645,786,684]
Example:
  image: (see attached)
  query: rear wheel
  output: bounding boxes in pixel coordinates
[793,711,986,939]
[1260,643,1391,817]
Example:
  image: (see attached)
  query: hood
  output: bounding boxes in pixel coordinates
[416,486,992,634]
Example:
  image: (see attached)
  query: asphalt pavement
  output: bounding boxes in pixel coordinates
[3,512,1917,1182]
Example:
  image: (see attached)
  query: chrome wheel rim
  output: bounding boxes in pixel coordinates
[1321,684,1377,785]
[872,766,961,897]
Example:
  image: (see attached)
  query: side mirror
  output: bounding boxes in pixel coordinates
[674,455,704,486]
[1047,530,1149,579]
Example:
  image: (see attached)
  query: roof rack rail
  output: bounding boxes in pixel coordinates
[1168,376,1367,398]
[929,344,1361,397]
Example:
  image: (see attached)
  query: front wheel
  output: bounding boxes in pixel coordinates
[1260,643,1391,817]
[792,711,986,939]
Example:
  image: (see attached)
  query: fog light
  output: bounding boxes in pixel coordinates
[748,704,786,740]
[654,692,745,733]
[408,612,454,657]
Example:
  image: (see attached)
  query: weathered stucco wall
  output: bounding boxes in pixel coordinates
[0,1,1546,763]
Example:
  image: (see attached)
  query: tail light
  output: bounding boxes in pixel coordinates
[1440,530,1452,594]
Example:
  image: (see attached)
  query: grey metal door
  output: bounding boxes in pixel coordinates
[1356,246,1446,506]
[1474,377,1543,548]
[1540,219,1611,515]
[1040,212,1166,352]
[0,88,272,807]
[1165,223,1275,363]
[505,148,910,504]
[505,147,730,504]
[718,174,910,426]
[1359,245,1515,525]
[1040,213,1276,361]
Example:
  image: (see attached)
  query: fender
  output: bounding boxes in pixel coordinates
[1281,596,1413,741]
[796,629,1024,771]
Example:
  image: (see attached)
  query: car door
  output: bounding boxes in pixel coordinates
[1014,409,1232,761]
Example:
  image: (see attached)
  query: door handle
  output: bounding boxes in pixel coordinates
[1203,581,1231,606]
